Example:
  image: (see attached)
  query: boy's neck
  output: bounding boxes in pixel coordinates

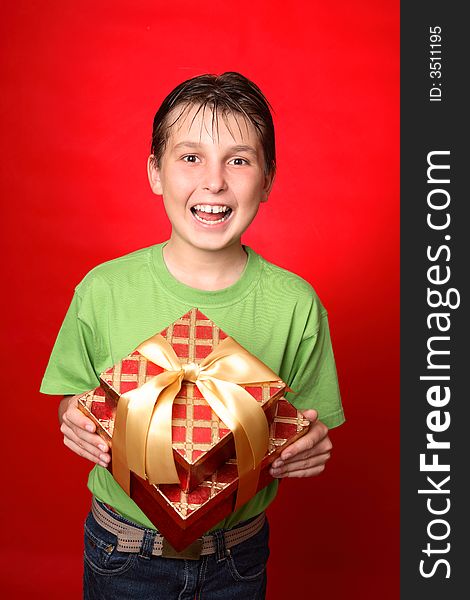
[162,238,248,291]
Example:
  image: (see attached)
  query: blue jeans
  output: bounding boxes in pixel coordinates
[83,502,269,599]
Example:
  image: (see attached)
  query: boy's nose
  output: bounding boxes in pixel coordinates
[201,164,228,194]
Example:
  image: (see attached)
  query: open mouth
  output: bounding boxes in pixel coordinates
[190,204,233,225]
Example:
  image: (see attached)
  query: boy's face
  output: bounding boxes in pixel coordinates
[148,103,273,254]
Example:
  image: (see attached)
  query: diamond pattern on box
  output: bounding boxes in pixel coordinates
[78,388,308,551]
[157,399,306,519]
[81,308,286,492]
[126,398,310,551]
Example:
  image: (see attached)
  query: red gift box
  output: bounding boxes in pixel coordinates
[80,394,309,551]
[84,308,287,492]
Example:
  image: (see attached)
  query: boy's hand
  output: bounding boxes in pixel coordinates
[59,395,110,468]
[269,409,332,478]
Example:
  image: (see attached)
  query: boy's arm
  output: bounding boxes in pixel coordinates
[271,302,343,479]
[269,409,332,478]
[59,395,110,468]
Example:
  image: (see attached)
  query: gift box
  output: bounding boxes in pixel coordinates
[81,308,287,493]
[81,394,309,551]
[134,398,310,551]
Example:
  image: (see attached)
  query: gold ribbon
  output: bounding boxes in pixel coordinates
[112,334,283,510]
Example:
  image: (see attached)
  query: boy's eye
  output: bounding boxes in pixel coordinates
[229,157,249,166]
[182,155,200,163]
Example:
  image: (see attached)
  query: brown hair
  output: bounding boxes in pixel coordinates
[150,72,276,176]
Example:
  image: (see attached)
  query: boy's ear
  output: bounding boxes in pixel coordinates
[147,155,163,196]
[260,172,275,203]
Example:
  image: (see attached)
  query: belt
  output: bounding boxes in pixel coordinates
[91,497,265,560]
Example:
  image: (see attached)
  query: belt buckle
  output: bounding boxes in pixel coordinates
[161,537,203,560]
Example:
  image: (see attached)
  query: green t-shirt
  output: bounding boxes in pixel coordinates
[41,242,344,531]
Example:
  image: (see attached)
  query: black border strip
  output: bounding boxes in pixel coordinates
[401,4,467,597]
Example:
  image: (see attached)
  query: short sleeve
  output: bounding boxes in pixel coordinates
[40,289,101,395]
[285,313,345,429]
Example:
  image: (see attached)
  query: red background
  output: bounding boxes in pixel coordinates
[0,1,399,598]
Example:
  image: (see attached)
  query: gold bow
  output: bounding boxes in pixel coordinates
[112,334,283,510]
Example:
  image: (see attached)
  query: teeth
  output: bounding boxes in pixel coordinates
[193,204,230,214]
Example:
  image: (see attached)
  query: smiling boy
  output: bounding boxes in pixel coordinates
[41,72,344,599]
[149,104,271,290]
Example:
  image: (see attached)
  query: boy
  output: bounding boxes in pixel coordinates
[41,72,344,599]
